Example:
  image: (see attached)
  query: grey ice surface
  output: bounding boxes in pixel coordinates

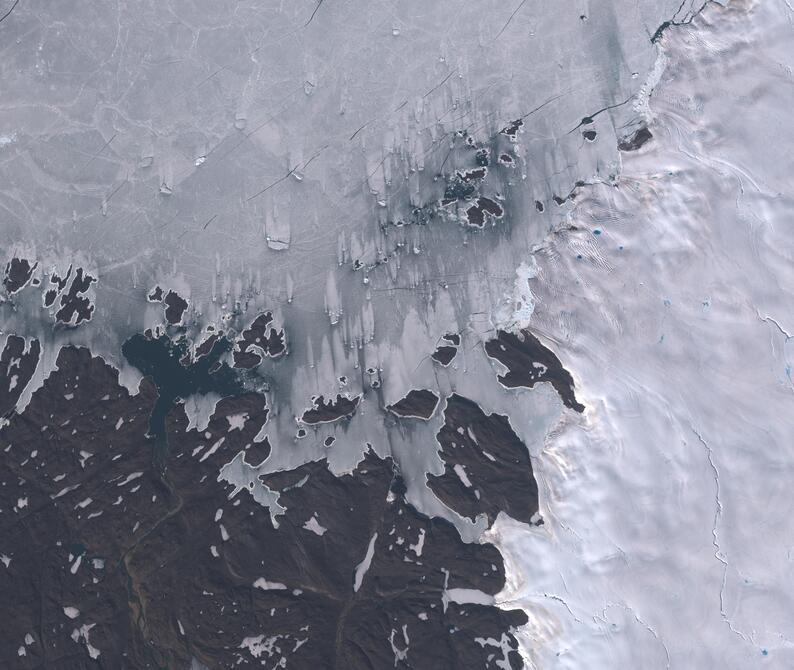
[0,0,692,530]
[1,0,692,348]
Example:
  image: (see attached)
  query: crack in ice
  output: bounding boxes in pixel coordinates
[499,593,585,626]
[597,601,671,669]
[691,426,753,646]
[758,312,793,340]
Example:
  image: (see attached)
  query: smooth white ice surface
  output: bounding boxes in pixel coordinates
[488,3,794,667]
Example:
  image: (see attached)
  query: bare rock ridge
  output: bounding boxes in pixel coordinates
[428,394,539,526]
[0,346,526,669]
[387,389,440,420]
[485,329,585,413]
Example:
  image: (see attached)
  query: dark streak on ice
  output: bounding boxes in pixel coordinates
[651,1,710,43]
[0,0,20,25]
[568,96,632,134]
[500,118,524,138]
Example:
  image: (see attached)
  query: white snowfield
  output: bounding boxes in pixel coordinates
[488,2,794,668]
